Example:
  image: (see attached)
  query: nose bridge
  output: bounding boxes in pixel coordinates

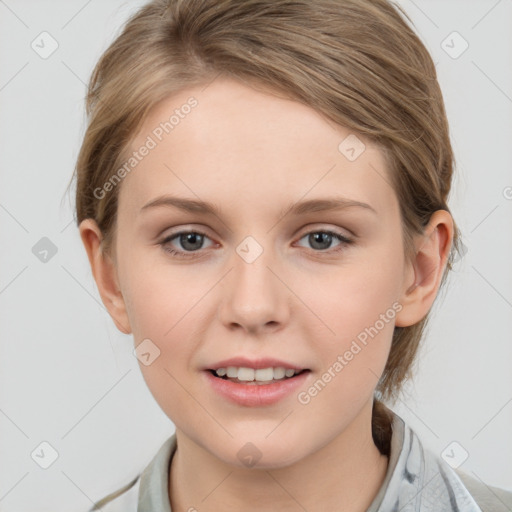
[217,235,289,332]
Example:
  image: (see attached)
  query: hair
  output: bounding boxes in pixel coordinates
[69,0,462,456]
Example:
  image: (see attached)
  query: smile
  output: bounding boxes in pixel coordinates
[204,367,311,406]
[212,366,304,384]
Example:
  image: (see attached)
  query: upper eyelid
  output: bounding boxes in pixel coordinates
[161,226,353,248]
[161,221,354,237]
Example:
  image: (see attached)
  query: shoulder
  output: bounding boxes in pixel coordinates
[379,407,511,512]
[87,433,177,511]
[454,468,512,512]
[88,475,140,512]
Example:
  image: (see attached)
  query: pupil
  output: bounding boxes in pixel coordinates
[310,232,332,250]
[181,233,203,251]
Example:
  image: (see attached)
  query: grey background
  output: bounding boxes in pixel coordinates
[0,0,511,510]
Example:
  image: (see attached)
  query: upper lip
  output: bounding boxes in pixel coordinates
[206,357,307,371]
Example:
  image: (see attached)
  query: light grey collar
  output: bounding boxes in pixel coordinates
[138,434,176,512]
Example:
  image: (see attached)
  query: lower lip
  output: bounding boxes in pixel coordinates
[204,370,311,407]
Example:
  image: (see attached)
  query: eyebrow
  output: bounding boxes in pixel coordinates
[140,194,377,217]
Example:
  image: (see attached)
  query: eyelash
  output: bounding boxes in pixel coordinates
[158,229,354,259]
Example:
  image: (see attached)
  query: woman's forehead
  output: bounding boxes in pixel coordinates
[120,77,395,219]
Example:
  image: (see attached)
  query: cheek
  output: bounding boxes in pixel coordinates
[295,289,395,426]
[302,250,402,343]
[119,252,212,388]
[125,269,207,423]
[119,247,211,339]
[294,249,402,396]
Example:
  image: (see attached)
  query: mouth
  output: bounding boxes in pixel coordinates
[204,359,312,406]
[207,366,310,385]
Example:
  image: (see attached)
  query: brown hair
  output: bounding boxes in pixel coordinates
[69,0,462,456]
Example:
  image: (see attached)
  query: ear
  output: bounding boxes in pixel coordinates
[79,218,132,334]
[395,210,454,327]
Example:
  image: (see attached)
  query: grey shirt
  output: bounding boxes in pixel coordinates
[92,408,512,511]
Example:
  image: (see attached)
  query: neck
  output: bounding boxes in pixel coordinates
[169,400,389,512]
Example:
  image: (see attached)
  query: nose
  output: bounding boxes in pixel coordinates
[216,247,290,335]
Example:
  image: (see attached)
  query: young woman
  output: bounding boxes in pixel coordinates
[73,0,512,510]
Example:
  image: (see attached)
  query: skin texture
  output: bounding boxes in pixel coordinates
[80,77,453,511]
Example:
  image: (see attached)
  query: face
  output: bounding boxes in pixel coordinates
[108,77,411,468]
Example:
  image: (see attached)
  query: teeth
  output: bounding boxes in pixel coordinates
[254,368,274,381]
[226,367,238,378]
[237,367,254,381]
[273,367,286,379]
[215,366,301,382]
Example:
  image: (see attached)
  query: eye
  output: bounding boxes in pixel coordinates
[159,230,214,258]
[158,228,354,260]
[295,229,354,253]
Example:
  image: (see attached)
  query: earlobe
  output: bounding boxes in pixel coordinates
[395,210,454,328]
[79,219,132,334]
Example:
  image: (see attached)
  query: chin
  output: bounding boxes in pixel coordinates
[208,434,309,470]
